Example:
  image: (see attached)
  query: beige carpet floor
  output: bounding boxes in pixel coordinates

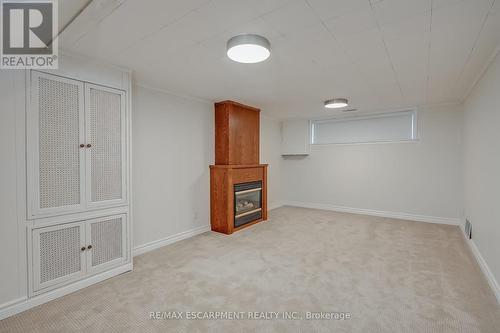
[1,206,499,333]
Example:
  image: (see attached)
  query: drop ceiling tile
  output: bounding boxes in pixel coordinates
[453,10,500,99]
[427,75,456,103]
[114,12,225,68]
[59,0,90,31]
[356,58,397,86]
[61,0,210,58]
[369,81,405,106]
[336,28,387,63]
[432,0,492,32]
[248,0,298,16]
[261,0,318,36]
[272,23,352,67]
[323,6,377,38]
[203,17,281,50]
[126,0,267,58]
[429,0,492,86]
[379,11,430,42]
[371,0,431,26]
[432,0,462,10]
[305,0,370,21]
[430,3,489,60]
[400,77,427,104]
[59,0,127,50]
[433,0,494,10]
[111,0,263,59]
[491,0,500,14]
[385,36,428,81]
[188,0,264,40]
[60,0,500,118]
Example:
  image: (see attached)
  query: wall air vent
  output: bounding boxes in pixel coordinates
[464,219,472,239]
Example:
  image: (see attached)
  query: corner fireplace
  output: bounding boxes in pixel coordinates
[234,181,262,228]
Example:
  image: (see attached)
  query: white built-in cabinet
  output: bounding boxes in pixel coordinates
[28,71,127,218]
[26,70,131,297]
[281,120,310,156]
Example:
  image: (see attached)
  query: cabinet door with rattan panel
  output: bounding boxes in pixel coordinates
[32,222,87,293]
[85,83,127,209]
[86,214,127,275]
[28,71,86,218]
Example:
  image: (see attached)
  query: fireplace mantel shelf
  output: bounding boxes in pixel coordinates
[210,164,268,169]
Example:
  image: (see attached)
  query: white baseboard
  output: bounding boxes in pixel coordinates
[133,207,287,257]
[0,225,211,321]
[284,201,461,225]
[132,225,210,257]
[459,221,500,304]
[268,202,284,211]
[0,263,132,320]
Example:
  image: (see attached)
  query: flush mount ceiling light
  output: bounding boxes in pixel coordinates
[227,34,271,63]
[324,98,348,109]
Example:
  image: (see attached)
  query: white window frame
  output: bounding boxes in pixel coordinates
[310,109,418,145]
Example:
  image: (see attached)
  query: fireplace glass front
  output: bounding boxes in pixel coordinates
[234,181,262,228]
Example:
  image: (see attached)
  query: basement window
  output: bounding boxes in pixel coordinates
[311,110,417,145]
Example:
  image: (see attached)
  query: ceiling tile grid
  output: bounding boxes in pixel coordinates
[60,0,500,118]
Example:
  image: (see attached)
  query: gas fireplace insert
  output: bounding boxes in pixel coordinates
[234,181,262,228]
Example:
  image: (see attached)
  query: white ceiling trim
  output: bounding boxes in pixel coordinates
[59,49,133,74]
[133,81,213,105]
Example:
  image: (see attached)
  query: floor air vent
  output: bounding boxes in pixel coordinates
[464,219,472,239]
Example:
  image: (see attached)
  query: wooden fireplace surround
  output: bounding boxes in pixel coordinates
[210,101,268,234]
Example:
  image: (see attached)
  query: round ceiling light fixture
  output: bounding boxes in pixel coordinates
[227,34,271,64]
[324,98,348,109]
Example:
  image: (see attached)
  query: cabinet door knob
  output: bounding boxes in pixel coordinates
[80,144,85,148]
[87,245,92,250]
[86,144,92,148]
[81,247,86,252]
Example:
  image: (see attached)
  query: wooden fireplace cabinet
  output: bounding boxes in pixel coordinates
[210,101,268,234]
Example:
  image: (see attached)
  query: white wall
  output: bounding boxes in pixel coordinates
[132,85,213,249]
[282,105,464,221]
[463,50,500,291]
[132,89,284,249]
[0,71,25,307]
[260,116,283,209]
[0,66,284,311]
